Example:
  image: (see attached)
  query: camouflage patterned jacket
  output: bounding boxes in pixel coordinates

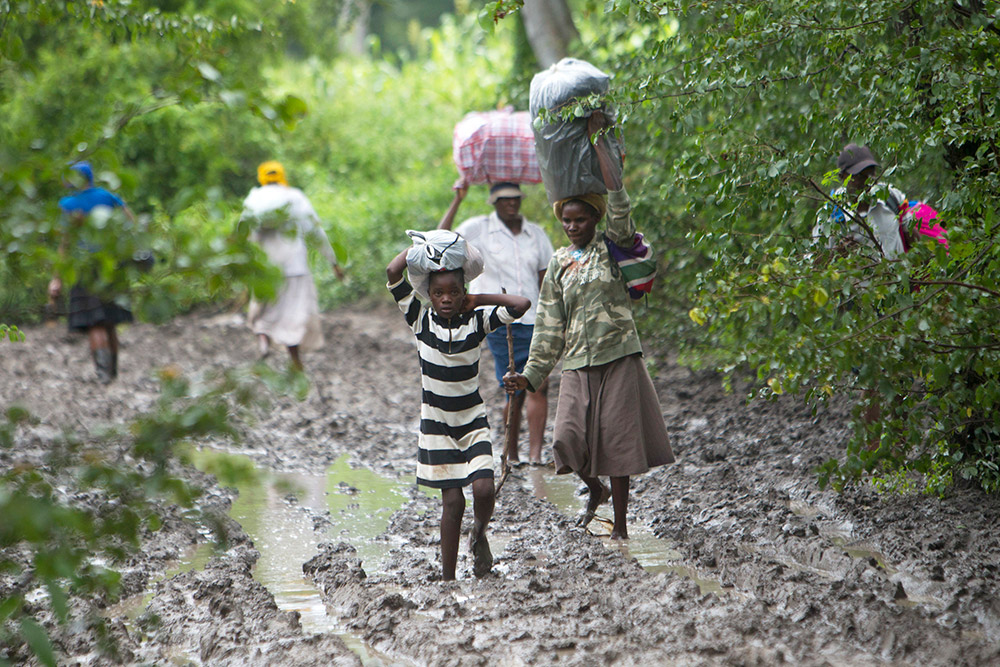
[521,188,642,391]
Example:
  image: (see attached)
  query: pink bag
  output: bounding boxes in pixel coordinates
[453,109,542,188]
[899,201,948,251]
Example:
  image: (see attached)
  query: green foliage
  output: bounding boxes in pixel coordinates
[0,362,310,665]
[558,0,1000,492]
[0,325,23,343]
[256,10,539,307]
[1,3,532,322]
[182,448,261,489]
[0,0,322,323]
[480,1,526,30]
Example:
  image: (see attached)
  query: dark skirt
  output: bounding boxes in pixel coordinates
[552,353,675,478]
[67,284,133,332]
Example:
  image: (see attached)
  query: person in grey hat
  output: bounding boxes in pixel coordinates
[812,143,907,260]
[439,182,554,466]
[813,143,914,441]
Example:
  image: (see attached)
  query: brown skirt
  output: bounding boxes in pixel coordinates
[553,353,674,478]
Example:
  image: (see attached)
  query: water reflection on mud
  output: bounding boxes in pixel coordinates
[215,453,409,624]
[188,450,411,664]
[525,467,732,596]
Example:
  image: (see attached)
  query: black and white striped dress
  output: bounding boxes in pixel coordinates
[389,278,517,488]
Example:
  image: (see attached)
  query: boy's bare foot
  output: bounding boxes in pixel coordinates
[578,480,611,528]
[610,527,629,540]
[468,521,493,578]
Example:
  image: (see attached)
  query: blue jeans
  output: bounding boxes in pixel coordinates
[486,323,533,396]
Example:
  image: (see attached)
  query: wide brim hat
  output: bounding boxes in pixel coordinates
[488,182,523,204]
[837,144,879,176]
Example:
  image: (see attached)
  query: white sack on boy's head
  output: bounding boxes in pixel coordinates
[404,229,484,300]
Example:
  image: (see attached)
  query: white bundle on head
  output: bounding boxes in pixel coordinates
[404,229,484,300]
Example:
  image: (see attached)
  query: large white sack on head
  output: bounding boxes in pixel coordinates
[404,229,485,300]
[453,109,542,188]
[529,58,610,118]
[529,58,624,204]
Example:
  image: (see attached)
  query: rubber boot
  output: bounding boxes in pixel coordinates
[93,348,114,385]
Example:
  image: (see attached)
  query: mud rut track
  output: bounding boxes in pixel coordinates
[3,304,999,666]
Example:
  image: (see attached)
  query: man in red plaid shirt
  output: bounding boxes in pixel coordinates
[439,183,554,466]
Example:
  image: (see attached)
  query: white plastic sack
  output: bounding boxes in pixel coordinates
[405,229,485,300]
[452,109,542,188]
[528,58,610,118]
[529,58,624,204]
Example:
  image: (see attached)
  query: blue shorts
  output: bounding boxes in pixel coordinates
[486,323,533,396]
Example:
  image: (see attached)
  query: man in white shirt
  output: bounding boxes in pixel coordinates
[439,182,554,465]
[812,144,911,439]
[812,143,907,260]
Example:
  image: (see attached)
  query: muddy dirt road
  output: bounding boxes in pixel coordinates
[3,304,999,665]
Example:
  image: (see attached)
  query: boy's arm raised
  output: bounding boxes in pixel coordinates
[386,249,409,284]
[463,293,531,319]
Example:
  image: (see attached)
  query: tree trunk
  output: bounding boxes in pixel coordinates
[520,0,579,68]
[339,0,370,56]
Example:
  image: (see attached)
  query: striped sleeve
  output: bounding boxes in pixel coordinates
[482,305,519,335]
[387,278,422,332]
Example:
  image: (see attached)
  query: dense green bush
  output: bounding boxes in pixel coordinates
[548,0,1000,493]
[0,0,330,322]
[0,4,552,321]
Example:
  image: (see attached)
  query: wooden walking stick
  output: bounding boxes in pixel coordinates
[495,291,517,495]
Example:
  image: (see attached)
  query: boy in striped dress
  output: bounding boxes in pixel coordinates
[387,249,530,580]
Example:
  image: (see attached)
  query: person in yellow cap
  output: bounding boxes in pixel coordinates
[241,160,345,370]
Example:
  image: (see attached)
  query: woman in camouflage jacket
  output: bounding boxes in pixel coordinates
[504,113,674,540]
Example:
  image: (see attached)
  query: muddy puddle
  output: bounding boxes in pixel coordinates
[523,466,735,596]
[130,449,411,664]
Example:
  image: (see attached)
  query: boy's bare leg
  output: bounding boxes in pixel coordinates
[610,476,630,540]
[525,379,549,464]
[440,488,466,580]
[503,393,526,463]
[469,477,495,577]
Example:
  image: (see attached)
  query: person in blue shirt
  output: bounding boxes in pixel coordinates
[48,161,136,384]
